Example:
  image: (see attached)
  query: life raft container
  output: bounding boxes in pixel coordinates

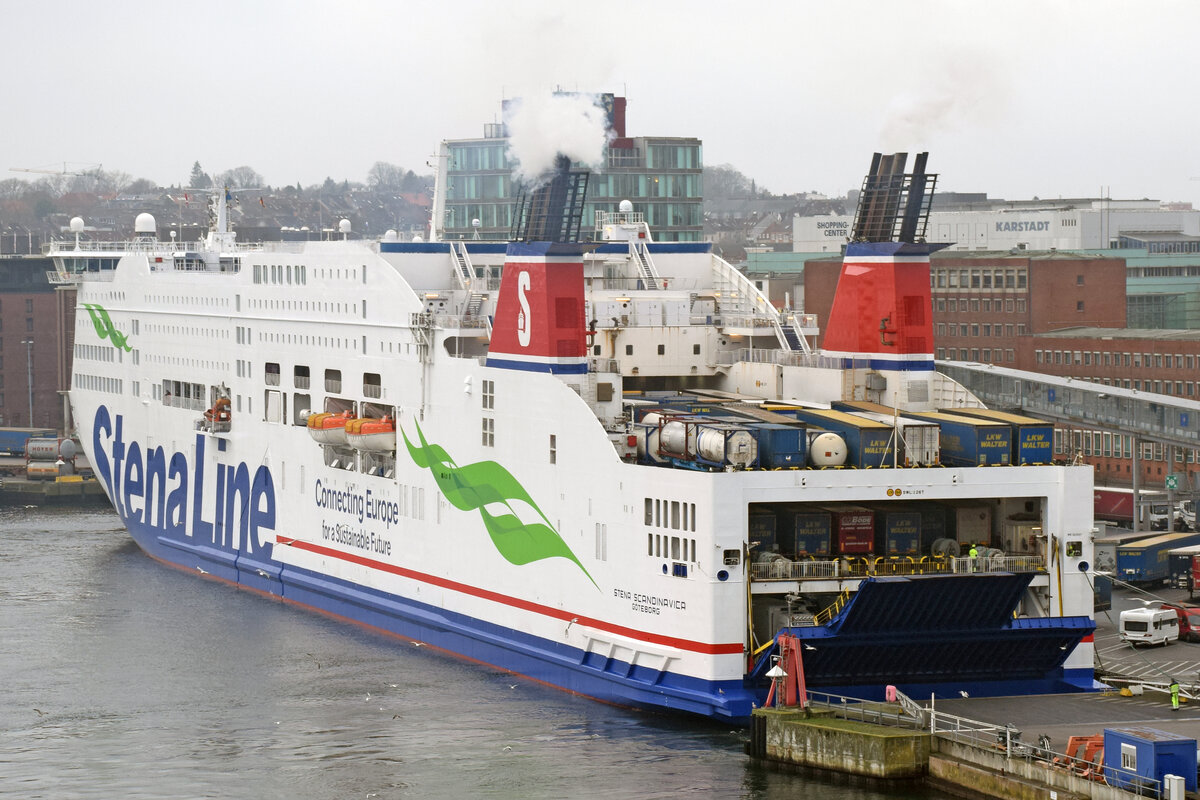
[345,415,396,452]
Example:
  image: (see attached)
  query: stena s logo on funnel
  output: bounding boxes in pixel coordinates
[516,270,531,347]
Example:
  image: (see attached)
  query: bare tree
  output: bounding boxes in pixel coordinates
[215,166,264,189]
[368,161,405,189]
[0,178,30,199]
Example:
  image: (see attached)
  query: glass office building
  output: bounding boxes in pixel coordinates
[441,98,702,242]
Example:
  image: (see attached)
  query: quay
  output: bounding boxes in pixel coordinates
[0,453,107,506]
[0,475,108,506]
[751,584,1200,799]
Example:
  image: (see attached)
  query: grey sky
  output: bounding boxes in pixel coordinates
[5,0,1198,204]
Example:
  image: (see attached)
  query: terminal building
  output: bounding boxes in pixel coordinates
[794,198,1200,253]
[437,93,703,242]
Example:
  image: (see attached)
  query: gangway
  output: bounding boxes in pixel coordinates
[938,361,1200,453]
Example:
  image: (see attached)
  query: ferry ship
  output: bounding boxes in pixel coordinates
[59,152,1097,722]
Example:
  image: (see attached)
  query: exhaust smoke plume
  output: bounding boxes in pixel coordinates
[504,93,612,185]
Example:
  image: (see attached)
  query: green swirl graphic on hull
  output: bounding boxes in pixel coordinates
[82,303,133,351]
[401,420,597,589]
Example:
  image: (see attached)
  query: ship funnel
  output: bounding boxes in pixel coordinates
[510,154,590,244]
[823,153,947,380]
[487,154,591,375]
[851,152,935,244]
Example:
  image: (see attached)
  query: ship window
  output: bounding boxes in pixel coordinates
[671,501,680,529]
[549,434,556,464]
[671,537,681,560]
[363,373,382,398]
[294,366,310,389]
[625,345,633,356]
[693,344,700,355]
[265,362,280,386]
[595,523,607,561]
[647,533,653,555]
[325,369,342,393]
[482,417,494,447]
[690,503,696,531]
[644,498,653,525]
[657,344,665,356]
[482,379,494,409]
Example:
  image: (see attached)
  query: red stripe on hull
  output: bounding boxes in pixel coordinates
[278,535,744,656]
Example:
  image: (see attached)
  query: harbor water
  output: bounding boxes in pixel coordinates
[0,506,940,799]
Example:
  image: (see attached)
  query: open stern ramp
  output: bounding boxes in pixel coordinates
[757,573,1094,695]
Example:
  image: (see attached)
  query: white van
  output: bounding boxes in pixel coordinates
[1119,607,1179,646]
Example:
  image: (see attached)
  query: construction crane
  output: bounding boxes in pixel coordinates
[10,162,102,177]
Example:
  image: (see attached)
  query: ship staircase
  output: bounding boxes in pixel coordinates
[778,311,806,352]
[710,255,813,357]
[450,241,487,317]
[749,573,1094,693]
[631,241,662,290]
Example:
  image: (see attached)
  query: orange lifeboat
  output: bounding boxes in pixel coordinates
[307,410,354,445]
[346,415,396,452]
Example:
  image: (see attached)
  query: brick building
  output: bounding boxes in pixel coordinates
[801,250,1200,490]
[0,256,71,431]
[1022,328,1200,488]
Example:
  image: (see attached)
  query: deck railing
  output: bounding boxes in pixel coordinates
[749,554,1045,582]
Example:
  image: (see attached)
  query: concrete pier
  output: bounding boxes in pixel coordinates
[750,708,930,779]
[752,704,1170,800]
[0,476,108,506]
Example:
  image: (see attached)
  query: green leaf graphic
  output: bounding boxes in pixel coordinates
[402,420,597,588]
[83,303,133,352]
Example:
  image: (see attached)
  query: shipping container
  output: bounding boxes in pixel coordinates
[749,513,777,553]
[831,400,941,466]
[914,502,948,552]
[780,408,895,468]
[1167,544,1200,590]
[881,510,921,556]
[942,408,1054,465]
[945,502,993,547]
[748,422,807,469]
[902,411,1011,467]
[792,511,832,557]
[1093,528,1155,575]
[1117,532,1200,584]
[1094,574,1112,611]
[0,427,57,456]
[25,437,77,462]
[826,506,875,554]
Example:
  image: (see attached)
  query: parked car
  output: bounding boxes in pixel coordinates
[1161,603,1200,643]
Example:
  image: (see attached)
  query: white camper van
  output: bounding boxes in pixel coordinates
[1119,607,1180,647]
